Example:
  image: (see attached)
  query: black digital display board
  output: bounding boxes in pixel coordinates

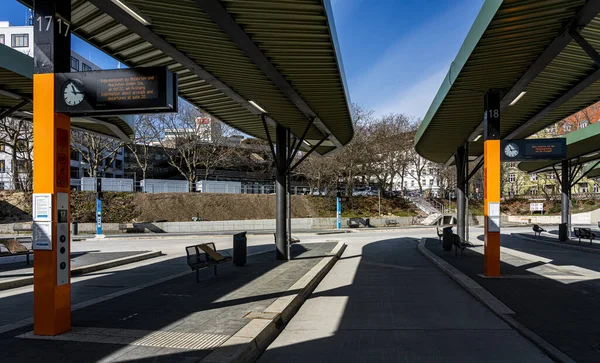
[501,139,566,161]
[55,66,177,116]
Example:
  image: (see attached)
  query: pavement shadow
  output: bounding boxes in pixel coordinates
[0,242,339,362]
[427,235,600,363]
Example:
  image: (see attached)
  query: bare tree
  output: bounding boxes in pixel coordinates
[71,130,124,178]
[126,114,160,181]
[0,117,33,191]
[151,102,238,191]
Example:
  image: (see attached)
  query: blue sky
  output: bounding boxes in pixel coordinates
[5,0,484,119]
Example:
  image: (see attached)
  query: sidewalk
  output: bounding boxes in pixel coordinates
[258,235,551,362]
[0,242,338,362]
[425,233,600,363]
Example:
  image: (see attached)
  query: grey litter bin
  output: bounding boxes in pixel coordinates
[71,222,78,235]
[558,223,569,241]
[233,231,247,266]
[442,226,453,251]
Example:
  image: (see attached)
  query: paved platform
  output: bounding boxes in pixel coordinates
[425,233,600,363]
[0,251,159,290]
[0,242,336,362]
[258,236,551,362]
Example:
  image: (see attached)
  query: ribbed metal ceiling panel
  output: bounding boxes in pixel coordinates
[25,0,353,154]
[415,0,600,164]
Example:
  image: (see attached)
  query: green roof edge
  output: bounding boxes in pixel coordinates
[414,0,503,153]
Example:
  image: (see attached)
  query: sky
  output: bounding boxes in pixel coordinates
[4,0,484,120]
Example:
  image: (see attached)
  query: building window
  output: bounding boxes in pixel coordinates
[82,63,92,72]
[508,174,515,182]
[548,173,555,180]
[0,34,4,45]
[115,159,123,170]
[16,160,29,174]
[580,184,589,193]
[11,34,29,47]
[70,166,79,179]
[411,180,415,187]
[429,179,433,186]
[0,182,4,190]
[507,162,516,168]
[0,160,5,173]
[564,123,572,132]
[595,184,599,193]
[70,56,79,71]
[579,120,589,129]
[70,149,80,161]
[530,188,537,195]
[530,173,537,181]
[16,140,27,152]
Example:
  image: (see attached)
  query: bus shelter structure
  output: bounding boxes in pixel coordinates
[21,0,353,336]
[519,121,600,240]
[415,0,600,276]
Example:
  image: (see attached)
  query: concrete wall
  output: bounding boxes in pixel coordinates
[506,210,595,225]
[0,216,413,234]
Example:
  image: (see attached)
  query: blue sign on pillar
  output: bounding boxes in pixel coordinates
[336,197,342,229]
[96,198,102,235]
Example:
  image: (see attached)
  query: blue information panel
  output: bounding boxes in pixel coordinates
[501,139,566,161]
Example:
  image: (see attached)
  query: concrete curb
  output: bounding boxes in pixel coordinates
[0,251,162,291]
[200,241,346,363]
[512,233,600,254]
[417,238,576,363]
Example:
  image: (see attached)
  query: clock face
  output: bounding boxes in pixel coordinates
[504,143,519,158]
[62,79,85,106]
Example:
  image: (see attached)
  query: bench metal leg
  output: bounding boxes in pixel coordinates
[196,269,199,283]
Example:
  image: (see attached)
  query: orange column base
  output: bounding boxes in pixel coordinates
[484,231,500,277]
[483,139,501,277]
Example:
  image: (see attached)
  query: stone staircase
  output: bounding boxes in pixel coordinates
[407,196,446,226]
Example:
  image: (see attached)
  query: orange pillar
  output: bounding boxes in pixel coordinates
[483,140,501,277]
[32,0,72,336]
[33,74,71,336]
[483,90,501,277]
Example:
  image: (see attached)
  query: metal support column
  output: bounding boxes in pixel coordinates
[455,145,467,241]
[275,124,288,260]
[483,90,501,277]
[559,160,571,241]
[32,0,72,335]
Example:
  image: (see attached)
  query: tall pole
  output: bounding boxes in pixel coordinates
[483,90,501,277]
[287,171,291,259]
[336,195,342,229]
[455,144,467,241]
[32,0,72,335]
[560,160,570,241]
[275,124,288,260]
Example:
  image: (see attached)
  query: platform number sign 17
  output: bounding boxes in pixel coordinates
[36,15,70,37]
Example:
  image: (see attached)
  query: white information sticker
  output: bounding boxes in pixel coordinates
[487,202,501,232]
[33,194,52,222]
[33,221,53,250]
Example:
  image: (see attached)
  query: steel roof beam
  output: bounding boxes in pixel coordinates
[505,67,600,140]
[466,0,600,144]
[569,29,600,67]
[196,0,342,150]
[87,0,281,134]
[0,99,30,120]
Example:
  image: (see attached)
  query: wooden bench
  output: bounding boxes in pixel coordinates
[385,219,399,227]
[185,242,232,282]
[13,222,33,236]
[0,239,32,265]
[532,224,546,238]
[452,234,475,258]
[574,227,596,245]
[347,219,360,228]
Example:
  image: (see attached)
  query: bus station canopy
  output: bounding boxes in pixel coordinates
[0,43,134,140]
[518,120,600,173]
[19,0,354,155]
[415,0,600,164]
[584,162,600,178]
